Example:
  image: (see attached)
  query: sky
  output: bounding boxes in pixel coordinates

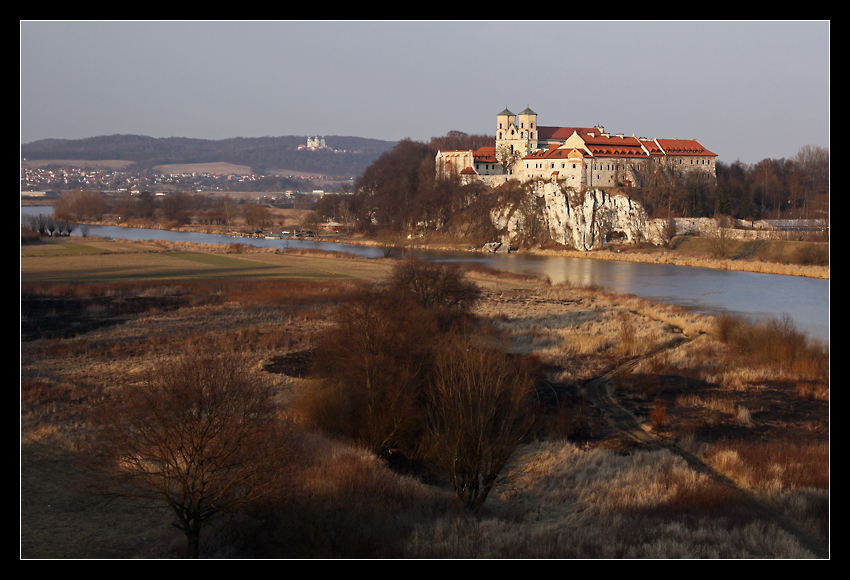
[20,21,829,165]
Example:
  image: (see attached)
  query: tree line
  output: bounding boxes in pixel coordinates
[37,188,280,231]
[629,144,829,221]
[313,132,506,243]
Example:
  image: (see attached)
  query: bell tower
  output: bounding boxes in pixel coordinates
[517,107,538,152]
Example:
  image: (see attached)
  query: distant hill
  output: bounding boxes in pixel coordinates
[21,134,398,178]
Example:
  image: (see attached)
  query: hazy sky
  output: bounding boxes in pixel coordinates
[20,21,829,165]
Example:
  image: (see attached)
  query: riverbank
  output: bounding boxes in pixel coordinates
[178,223,831,280]
[35,215,829,280]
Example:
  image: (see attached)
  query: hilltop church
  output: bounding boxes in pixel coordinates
[435,107,717,188]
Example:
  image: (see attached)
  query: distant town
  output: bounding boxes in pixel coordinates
[19,160,356,203]
[20,134,394,199]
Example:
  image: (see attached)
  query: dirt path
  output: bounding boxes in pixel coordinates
[583,335,829,559]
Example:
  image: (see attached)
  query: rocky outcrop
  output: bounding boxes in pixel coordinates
[493,182,667,250]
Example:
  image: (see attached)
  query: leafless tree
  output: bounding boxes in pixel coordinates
[307,288,437,457]
[53,189,107,222]
[388,259,481,318]
[423,330,538,512]
[516,193,546,245]
[243,202,272,230]
[710,216,732,258]
[81,352,290,558]
[793,145,829,219]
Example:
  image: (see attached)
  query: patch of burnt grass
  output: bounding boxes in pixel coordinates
[264,349,315,378]
[21,295,189,342]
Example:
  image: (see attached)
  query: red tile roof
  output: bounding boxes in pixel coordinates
[653,139,717,157]
[472,146,498,163]
[537,126,599,140]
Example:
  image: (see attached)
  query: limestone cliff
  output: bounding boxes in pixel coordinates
[492,182,667,250]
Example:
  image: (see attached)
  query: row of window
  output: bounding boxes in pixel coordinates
[498,131,536,140]
[498,122,535,130]
[526,162,580,169]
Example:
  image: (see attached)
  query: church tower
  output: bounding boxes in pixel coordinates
[495,106,537,173]
[517,107,538,152]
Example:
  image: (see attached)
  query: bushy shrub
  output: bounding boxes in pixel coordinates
[388,259,481,321]
[713,313,828,380]
[423,329,539,511]
[300,287,440,458]
[21,226,41,244]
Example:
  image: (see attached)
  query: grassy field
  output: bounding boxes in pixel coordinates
[21,238,395,284]
[152,162,254,175]
[20,238,828,558]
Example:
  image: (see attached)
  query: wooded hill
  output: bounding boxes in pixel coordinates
[21,134,397,178]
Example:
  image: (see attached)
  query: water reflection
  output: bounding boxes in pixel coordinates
[21,206,828,343]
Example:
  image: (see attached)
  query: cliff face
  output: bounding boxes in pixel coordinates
[493,182,667,250]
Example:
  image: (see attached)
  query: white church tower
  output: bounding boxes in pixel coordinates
[495,107,538,173]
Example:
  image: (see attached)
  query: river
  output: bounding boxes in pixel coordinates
[21,207,829,344]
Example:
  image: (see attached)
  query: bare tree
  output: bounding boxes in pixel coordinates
[710,216,732,258]
[388,259,481,318]
[516,193,546,245]
[243,202,272,230]
[307,287,438,458]
[793,145,829,219]
[53,189,107,222]
[81,352,290,558]
[424,330,538,512]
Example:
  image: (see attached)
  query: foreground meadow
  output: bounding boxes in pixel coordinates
[20,238,828,558]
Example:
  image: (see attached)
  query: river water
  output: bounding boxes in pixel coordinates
[21,207,829,344]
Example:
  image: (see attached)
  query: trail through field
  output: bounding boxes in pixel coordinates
[583,334,829,559]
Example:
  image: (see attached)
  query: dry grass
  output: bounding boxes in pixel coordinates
[404,439,818,558]
[714,312,828,381]
[20,242,828,558]
[530,238,829,280]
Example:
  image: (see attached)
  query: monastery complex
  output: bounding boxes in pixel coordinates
[435,107,718,188]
